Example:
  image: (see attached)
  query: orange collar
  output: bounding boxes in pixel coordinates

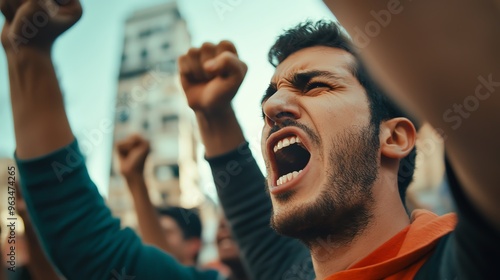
[325,210,457,280]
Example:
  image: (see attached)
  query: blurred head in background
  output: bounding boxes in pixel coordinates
[157,207,202,266]
[216,215,249,280]
[216,216,241,267]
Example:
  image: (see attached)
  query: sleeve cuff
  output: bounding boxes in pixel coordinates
[15,139,85,186]
[205,141,252,165]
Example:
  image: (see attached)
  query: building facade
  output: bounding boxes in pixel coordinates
[108,2,204,228]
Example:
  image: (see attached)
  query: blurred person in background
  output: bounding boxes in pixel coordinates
[214,216,249,280]
[117,135,250,279]
[117,135,202,266]
[204,215,249,280]
[155,207,203,266]
[2,182,61,280]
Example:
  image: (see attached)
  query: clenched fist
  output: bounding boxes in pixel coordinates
[1,0,82,53]
[117,134,150,182]
[178,40,247,116]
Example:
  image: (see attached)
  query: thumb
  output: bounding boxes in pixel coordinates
[203,51,247,79]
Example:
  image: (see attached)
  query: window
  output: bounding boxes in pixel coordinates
[118,110,129,123]
[141,49,148,60]
[162,114,178,124]
[138,29,152,38]
[170,164,180,178]
[154,164,180,182]
[159,59,177,72]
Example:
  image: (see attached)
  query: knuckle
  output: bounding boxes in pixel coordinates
[201,42,215,50]
[187,47,200,56]
[219,51,235,59]
[219,40,233,48]
[178,55,187,65]
[218,40,237,53]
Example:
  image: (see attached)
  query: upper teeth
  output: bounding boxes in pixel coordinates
[273,136,301,153]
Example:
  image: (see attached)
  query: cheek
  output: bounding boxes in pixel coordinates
[313,101,369,132]
[261,128,269,156]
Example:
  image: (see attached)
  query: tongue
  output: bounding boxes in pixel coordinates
[275,143,310,177]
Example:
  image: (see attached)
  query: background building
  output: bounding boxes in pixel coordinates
[108,2,204,228]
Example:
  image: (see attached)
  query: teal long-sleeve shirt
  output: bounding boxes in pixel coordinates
[16,140,221,280]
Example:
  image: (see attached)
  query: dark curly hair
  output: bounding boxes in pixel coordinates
[157,206,202,240]
[268,20,418,207]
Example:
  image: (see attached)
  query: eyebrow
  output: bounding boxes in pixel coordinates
[261,70,344,104]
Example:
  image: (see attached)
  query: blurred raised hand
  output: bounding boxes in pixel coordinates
[1,0,82,53]
[179,40,247,116]
[117,134,150,183]
[178,41,247,157]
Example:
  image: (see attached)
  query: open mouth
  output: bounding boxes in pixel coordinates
[271,135,311,186]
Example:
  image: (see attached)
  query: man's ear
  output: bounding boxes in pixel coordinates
[379,118,416,159]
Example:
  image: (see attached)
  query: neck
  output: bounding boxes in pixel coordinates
[309,177,410,280]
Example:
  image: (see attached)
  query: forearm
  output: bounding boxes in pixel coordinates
[16,142,205,279]
[126,177,172,254]
[7,48,73,160]
[196,107,245,158]
[21,216,61,280]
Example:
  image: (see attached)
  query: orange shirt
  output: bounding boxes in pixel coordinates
[326,210,457,280]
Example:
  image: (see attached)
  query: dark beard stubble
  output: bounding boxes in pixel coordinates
[269,124,380,249]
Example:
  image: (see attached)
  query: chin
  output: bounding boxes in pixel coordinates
[270,187,374,248]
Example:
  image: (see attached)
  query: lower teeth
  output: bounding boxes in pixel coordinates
[276,170,303,186]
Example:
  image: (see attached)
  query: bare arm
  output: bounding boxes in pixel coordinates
[2,2,78,273]
[178,41,247,158]
[126,177,171,251]
[325,0,500,231]
[1,0,81,159]
[116,135,175,257]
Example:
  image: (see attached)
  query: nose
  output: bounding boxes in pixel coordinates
[262,89,301,127]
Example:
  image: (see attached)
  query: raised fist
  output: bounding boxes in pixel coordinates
[1,0,82,52]
[117,134,150,181]
[178,40,247,116]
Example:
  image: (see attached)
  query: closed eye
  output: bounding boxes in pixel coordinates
[304,82,332,93]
